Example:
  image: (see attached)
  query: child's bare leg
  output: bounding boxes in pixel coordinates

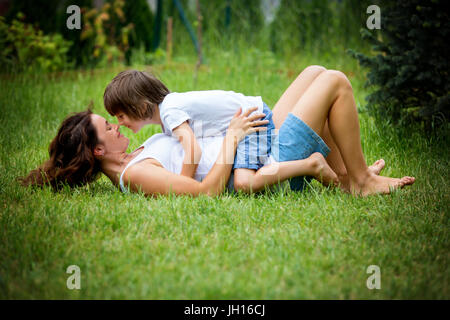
[287,70,414,196]
[233,155,338,194]
[233,169,257,193]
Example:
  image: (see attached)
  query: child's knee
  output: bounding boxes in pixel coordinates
[233,175,248,192]
[233,170,251,193]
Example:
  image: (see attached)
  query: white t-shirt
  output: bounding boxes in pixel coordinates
[158,90,264,137]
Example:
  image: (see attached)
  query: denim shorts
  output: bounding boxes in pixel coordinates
[233,102,276,170]
[271,112,330,191]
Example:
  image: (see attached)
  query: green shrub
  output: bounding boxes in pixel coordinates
[80,0,134,67]
[349,0,450,131]
[0,13,73,73]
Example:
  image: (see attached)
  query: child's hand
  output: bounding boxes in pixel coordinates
[227,107,268,142]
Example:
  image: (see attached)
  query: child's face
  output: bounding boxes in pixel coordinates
[115,112,146,133]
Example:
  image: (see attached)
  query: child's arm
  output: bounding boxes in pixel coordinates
[172,121,202,178]
[234,153,338,193]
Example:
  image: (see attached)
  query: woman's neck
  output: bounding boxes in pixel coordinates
[101,148,143,186]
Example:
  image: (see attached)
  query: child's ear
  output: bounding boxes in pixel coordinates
[93,145,105,157]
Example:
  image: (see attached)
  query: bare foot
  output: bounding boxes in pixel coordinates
[310,152,339,187]
[369,159,385,175]
[337,159,385,192]
[350,173,415,196]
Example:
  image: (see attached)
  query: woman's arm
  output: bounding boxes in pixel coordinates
[123,107,268,197]
[123,133,236,196]
[172,121,202,178]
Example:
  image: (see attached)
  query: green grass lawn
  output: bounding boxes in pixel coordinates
[0,52,448,299]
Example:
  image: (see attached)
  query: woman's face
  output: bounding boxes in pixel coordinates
[90,113,129,156]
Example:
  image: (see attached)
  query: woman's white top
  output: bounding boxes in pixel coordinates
[119,133,275,193]
[120,133,223,192]
[159,90,264,137]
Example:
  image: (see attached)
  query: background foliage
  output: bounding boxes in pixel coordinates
[2,0,372,67]
[0,13,72,72]
[79,0,133,67]
[349,0,450,131]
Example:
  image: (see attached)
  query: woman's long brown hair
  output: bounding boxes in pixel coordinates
[20,110,102,190]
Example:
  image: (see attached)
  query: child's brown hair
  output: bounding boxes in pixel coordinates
[104,70,170,120]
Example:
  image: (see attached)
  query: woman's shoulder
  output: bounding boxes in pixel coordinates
[122,158,164,186]
[126,158,163,174]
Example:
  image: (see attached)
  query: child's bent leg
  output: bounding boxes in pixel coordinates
[233,168,257,193]
[233,155,339,194]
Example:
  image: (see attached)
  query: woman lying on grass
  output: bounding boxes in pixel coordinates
[22,66,415,196]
